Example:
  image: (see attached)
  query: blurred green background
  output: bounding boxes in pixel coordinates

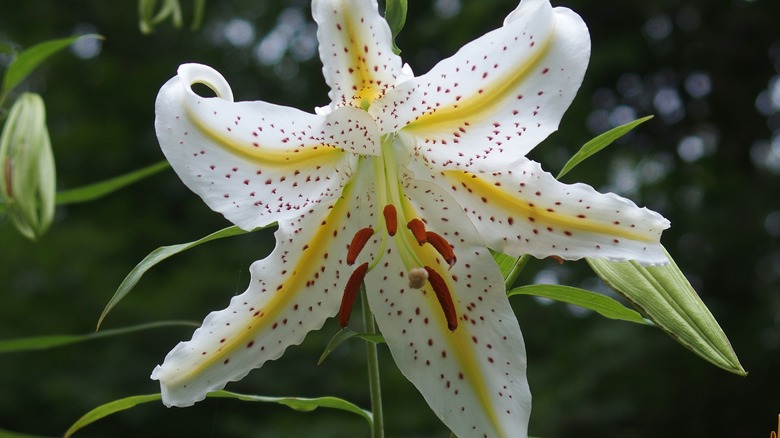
[1,0,779,436]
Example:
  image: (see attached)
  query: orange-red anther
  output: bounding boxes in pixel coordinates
[423,266,458,331]
[426,231,457,267]
[346,227,374,265]
[338,262,370,328]
[548,255,565,265]
[383,205,398,236]
[407,219,427,245]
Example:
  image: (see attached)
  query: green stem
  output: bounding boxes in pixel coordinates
[361,283,384,438]
[504,254,532,290]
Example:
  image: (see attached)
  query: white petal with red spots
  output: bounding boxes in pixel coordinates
[151,176,369,406]
[365,179,530,437]
[313,0,402,109]
[411,156,670,265]
[370,0,589,170]
[155,64,380,230]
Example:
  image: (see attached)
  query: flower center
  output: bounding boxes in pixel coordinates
[337,135,460,331]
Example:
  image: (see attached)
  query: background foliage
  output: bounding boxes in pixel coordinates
[1,0,779,436]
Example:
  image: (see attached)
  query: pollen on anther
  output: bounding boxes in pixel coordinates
[408,267,428,289]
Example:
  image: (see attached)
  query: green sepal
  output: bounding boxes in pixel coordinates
[508,284,650,325]
[97,225,270,329]
[64,391,372,437]
[557,115,653,179]
[587,247,746,376]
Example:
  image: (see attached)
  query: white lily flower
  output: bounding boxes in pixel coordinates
[152,0,669,436]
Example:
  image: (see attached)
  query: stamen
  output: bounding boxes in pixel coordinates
[346,227,374,265]
[383,205,398,236]
[339,262,370,327]
[407,218,427,245]
[425,231,457,267]
[423,266,458,331]
[548,255,565,265]
[408,267,429,289]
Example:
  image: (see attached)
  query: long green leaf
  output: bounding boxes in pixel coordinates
[2,35,102,96]
[208,391,373,425]
[508,284,649,325]
[55,161,169,205]
[0,321,198,354]
[318,328,385,364]
[64,394,162,438]
[587,247,746,376]
[96,225,267,329]
[0,428,52,438]
[64,391,372,437]
[557,115,653,179]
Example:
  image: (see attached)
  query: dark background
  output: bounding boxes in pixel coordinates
[1,0,778,436]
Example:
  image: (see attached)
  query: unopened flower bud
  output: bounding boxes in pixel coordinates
[0,93,56,240]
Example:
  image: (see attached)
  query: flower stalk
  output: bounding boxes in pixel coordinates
[361,283,384,438]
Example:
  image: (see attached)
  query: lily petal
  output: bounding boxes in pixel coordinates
[155,63,381,230]
[313,0,402,108]
[151,175,370,407]
[365,178,531,438]
[371,0,589,170]
[415,157,669,265]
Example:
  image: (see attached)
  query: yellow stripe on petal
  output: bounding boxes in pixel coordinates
[185,106,345,168]
[399,195,505,435]
[165,180,357,387]
[403,31,553,134]
[313,0,402,108]
[444,169,658,243]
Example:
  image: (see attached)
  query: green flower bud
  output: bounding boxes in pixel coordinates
[0,93,56,240]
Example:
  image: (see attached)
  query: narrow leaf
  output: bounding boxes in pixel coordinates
[190,0,207,31]
[384,0,407,54]
[2,35,102,96]
[208,390,373,425]
[318,328,385,364]
[557,115,653,179]
[55,161,169,205]
[0,428,52,438]
[587,247,746,376]
[64,391,372,437]
[0,321,198,354]
[96,225,267,329]
[508,284,650,325]
[64,394,162,438]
